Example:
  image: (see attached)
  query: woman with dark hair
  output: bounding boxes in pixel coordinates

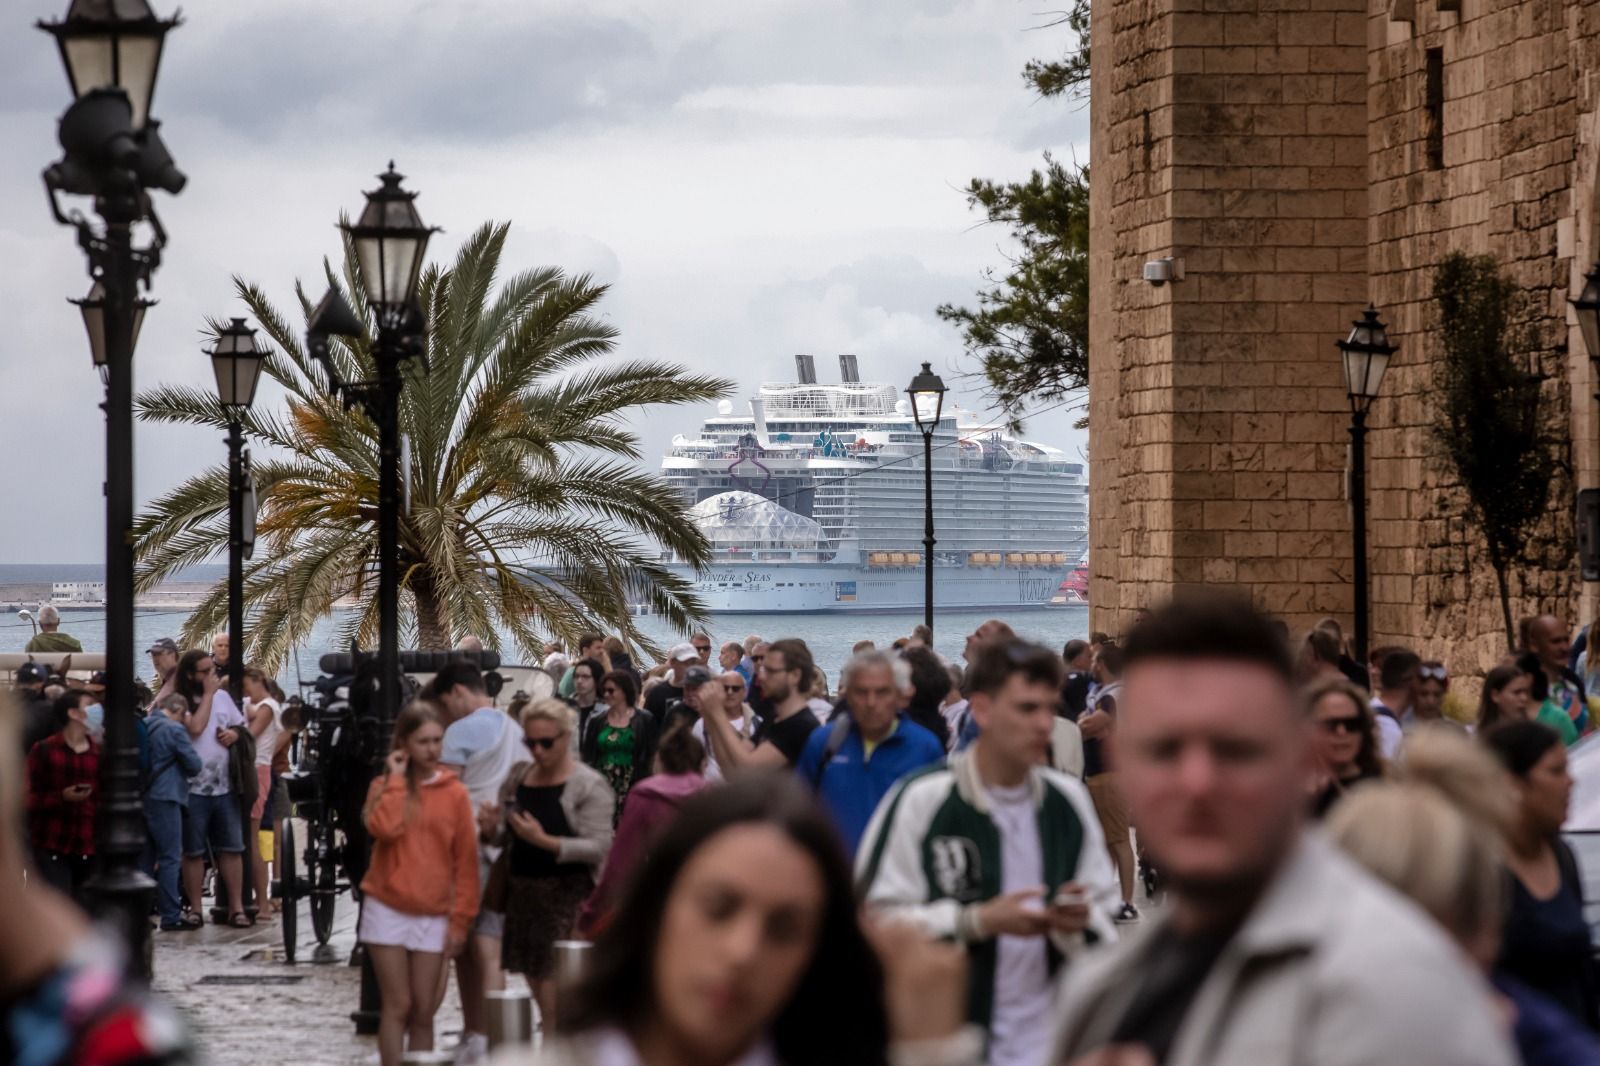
[1483,721,1600,1033]
[568,657,608,739]
[1477,662,1536,733]
[360,702,480,1066]
[1513,653,1582,746]
[542,773,976,1066]
[580,669,658,822]
[900,646,952,751]
[173,648,248,927]
[577,721,710,937]
[1303,677,1385,818]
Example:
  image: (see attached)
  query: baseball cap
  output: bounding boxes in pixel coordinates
[16,661,50,685]
[668,643,700,664]
[147,638,178,654]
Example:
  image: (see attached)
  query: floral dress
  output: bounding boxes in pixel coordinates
[595,724,637,826]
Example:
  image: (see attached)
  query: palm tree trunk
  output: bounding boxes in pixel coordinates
[411,569,451,651]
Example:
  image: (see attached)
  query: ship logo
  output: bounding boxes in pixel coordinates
[835,581,857,602]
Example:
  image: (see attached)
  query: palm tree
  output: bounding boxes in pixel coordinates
[134,222,729,670]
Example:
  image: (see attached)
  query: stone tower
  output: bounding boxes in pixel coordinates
[1089,0,1599,672]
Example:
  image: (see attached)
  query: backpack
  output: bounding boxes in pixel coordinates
[809,715,853,788]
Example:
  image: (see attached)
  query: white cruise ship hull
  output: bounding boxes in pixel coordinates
[672,563,1063,614]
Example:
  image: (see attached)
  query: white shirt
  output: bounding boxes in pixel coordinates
[441,706,524,807]
[188,690,245,797]
[984,782,1052,1066]
[1370,698,1405,760]
[249,696,283,768]
[693,709,751,782]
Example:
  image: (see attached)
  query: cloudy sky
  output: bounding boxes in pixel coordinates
[0,0,1088,564]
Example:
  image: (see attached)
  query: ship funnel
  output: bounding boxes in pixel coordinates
[839,353,860,382]
[794,353,817,384]
[750,396,770,445]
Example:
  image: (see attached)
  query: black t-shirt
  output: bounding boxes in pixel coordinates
[1107,924,1235,1063]
[753,707,821,766]
[661,699,700,736]
[1079,683,1118,779]
[644,682,683,719]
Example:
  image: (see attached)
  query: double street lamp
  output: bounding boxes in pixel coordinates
[40,0,187,976]
[307,164,437,746]
[907,363,947,637]
[1338,306,1397,665]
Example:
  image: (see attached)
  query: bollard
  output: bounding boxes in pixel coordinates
[484,988,535,1050]
[548,940,593,1031]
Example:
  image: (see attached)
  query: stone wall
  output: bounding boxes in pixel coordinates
[1089,0,1372,637]
[1091,0,1600,673]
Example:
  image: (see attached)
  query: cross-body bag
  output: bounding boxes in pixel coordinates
[810,715,853,788]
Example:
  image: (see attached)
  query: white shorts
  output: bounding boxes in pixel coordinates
[359,895,448,953]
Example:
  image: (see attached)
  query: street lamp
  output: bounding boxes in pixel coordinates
[907,362,947,636]
[39,0,186,978]
[314,167,435,1035]
[1337,305,1397,664]
[71,281,149,383]
[206,316,265,918]
[1572,261,1600,382]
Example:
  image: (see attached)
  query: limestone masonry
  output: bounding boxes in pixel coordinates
[1089,0,1600,674]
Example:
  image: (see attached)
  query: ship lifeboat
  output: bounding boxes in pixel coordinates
[906,552,922,566]
[1024,552,1040,565]
[869,552,890,567]
[1006,553,1024,566]
[889,551,908,566]
[1051,552,1067,566]
[967,552,987,566]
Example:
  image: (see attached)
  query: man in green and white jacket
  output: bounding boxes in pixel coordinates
[856,639,1120,1066]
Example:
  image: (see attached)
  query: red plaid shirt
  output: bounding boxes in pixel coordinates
[26,733,99,858]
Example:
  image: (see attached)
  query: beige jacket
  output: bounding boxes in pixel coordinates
[487,760,615,868]
[1050,832,1516,1066]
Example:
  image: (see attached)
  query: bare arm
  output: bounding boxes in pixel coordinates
[186,689,215,737]
[246,700,273,738]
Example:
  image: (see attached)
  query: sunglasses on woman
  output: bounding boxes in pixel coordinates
[525,735,562,751]
[602,685,619,696]
[1418,664,1448,682]
[1318,715,1365,735]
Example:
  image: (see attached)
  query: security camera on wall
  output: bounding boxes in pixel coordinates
[1143,257,1184,286]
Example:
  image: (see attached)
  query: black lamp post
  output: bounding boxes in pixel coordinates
[39,0,185,978]
[207,318,266,704]
[207,317,265,918]
[1572,262,1600,395]
[907,363,947,637]
[308,168,435,1035]
[1337,306,1396,665]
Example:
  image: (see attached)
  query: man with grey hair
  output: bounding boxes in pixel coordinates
[794,649,945,856]
[25,605,82,654]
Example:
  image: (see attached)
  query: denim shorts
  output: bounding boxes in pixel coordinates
[184,791,244,857]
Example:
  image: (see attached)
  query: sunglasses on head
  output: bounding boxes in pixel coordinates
[525,735,562,751]
[1318,715,1365,735]
[1418,664,1447,682]
[751,654,765,662]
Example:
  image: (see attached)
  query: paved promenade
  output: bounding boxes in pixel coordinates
[150,894,526,1065]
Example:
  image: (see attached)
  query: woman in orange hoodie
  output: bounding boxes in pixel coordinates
[360,702,480,1066]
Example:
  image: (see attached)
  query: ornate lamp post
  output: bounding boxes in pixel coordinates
[206,317,266,917]
[1573,262,1600,386]
[1337,306,1397,665]
[39,0,185,977]
[207,318,266,703]
[307,167,435,1034]
[907,363,947,637]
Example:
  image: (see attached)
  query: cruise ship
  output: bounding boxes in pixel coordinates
[659,355,1089,614]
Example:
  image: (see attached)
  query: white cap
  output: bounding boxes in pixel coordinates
[668,643,700,663]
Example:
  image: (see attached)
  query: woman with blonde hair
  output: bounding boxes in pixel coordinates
[1329,728,1600,1062]
[360,702,480,1066]
[483,697,614,1024]
[1303,677,1384,817]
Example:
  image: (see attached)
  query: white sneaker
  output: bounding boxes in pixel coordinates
[455,1032,489,1065]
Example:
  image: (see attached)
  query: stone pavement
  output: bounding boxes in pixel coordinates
[150,894,530,1065]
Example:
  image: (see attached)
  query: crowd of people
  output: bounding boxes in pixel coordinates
[6,600,1600,1065]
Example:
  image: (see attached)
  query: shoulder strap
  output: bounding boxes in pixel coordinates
[811,714,853,788]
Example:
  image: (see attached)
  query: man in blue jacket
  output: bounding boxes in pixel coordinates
[796,649,945,856]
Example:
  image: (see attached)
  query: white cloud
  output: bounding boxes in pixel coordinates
[0,0,1088,561]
